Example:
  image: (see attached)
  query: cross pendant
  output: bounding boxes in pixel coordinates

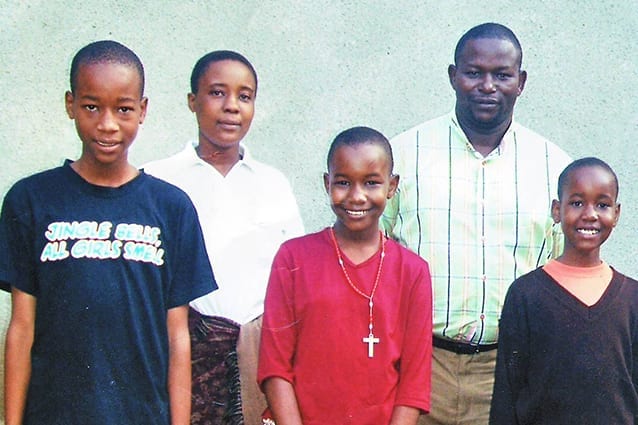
[363,333,380,358]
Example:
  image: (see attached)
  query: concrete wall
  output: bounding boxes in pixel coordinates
[1,0,636,418]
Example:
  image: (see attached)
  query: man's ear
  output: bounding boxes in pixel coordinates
[517,70,527,96]
[447,64,457,89]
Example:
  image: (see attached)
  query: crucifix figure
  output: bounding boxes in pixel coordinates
[363,333,380,358]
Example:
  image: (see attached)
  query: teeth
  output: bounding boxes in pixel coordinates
[346,210,367,217]
[97,141,117,147]
[577,228,599,235]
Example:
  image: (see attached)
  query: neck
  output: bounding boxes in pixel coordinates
[456,111,512,157]
[556,250,603,268]
[196,143,241,177]
[331,223,382,264]
[71,158,138,187]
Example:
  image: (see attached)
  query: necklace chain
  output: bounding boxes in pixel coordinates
[329,227,385,357]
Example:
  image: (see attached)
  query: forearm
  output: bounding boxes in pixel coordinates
[5,325,32,425]
[263,376,303,425]
[167,306,191,425]
[5,289,36,425]
[389,405,421,425]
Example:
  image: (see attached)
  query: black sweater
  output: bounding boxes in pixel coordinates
[490,268,638,424]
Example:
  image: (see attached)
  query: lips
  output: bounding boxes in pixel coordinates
[96,140,119,147]
[218,120,241,129]
[346,209,369,217]
[577,228,600,235]
[472,97,499,106]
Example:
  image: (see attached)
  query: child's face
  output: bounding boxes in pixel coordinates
[323,143,398,237]
[551,165,621,265]
[65,62,147,167]
[188,60,256,151]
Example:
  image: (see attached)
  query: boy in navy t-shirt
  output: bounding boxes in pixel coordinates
[0,40,216,425]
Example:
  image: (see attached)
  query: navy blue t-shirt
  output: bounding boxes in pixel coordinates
[0,162,216,424]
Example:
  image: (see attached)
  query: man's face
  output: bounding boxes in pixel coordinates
[449,37,526,133]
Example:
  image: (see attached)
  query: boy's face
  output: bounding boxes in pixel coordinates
[551,165,621,265]
[188,60,256,151]
[449,37,526,132]
[65,62,147,167]
[323,143,398,237]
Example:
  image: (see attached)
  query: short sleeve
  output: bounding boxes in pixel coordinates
[393,257,433,413]
[166,198,217,308]
[0,183,37,294]
[258,244,298,386]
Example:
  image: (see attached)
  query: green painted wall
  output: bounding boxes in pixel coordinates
[1,0,636,419]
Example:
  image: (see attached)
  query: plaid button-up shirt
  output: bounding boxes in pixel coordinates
[382,112,572,344]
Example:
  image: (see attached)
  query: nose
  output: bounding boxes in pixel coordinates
[223,95,239,112]
[349,183,366,203]
[97,110,118,132]
[478,74,496,93]
[582,204,598,220]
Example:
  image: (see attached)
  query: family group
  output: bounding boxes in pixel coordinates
[1,22,634,425]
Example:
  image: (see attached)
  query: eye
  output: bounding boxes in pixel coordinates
[465,71,480,78]
[366,180,382,186]
[210,89,224,97]
[118,106,133,114]
[569,200,583,207]
[83,104,98,112]
[239,93,253,102]
[597,202,611,209]
[495,72,512,80]
[334,180,350,187]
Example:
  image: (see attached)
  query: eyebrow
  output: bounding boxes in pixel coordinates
[332,172,384,178]
[207,82,255,92]
[79,94,140,102]
[462,63,517,70]
[567,193,615,200]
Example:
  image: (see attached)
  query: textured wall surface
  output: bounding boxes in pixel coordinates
[0,0,637,419]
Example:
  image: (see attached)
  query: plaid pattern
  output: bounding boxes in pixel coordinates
[382,112,571,344]
[190,308,244,425]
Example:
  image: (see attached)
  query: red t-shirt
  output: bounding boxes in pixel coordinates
[258,228,432,424]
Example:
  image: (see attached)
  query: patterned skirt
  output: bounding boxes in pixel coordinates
[189,308,244,425]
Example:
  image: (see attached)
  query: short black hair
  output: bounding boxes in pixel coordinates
[326,126,393,173]
[190,50,258,94]
[70,40,145,96]
[454,23,523,68]
[557,157,619,200]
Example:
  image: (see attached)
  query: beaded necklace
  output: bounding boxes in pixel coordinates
[329,227,386,358]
